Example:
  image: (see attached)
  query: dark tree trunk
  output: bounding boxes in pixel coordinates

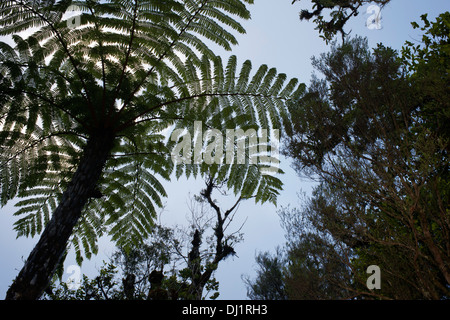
[188,229,203,300]
[5,131,115,300]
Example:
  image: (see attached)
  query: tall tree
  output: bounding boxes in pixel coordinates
[0,0,303,299]
[244,12,449,301]
[281,13,449,298]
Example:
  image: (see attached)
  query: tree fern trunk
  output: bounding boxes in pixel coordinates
[5,131,115,300]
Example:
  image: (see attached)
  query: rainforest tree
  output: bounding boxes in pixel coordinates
[0,0,305,300]
[247,17,449,298]
[281,14,449,299]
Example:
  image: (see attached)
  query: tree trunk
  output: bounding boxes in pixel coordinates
[5,131,115,300]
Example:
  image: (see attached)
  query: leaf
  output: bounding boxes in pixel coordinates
[0,0,301,266]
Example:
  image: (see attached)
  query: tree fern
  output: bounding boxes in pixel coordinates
[0,0,303,299]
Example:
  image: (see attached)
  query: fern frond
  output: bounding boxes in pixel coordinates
[0,0,300,266]
[162,55,302,204]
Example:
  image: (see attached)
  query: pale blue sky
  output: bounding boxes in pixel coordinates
[0,0,449,300]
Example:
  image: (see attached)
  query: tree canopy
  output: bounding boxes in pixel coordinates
[247,12,449,300]
[0,0,303,299]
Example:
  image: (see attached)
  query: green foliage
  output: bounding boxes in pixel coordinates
[291,0,392,42]
[44,223,225,300]
[0,0,302,263]
[46,262,119,300]
[402,12,450,140]
[278,14,449,299]
[243,250,288,300]
[166,54,304,203]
